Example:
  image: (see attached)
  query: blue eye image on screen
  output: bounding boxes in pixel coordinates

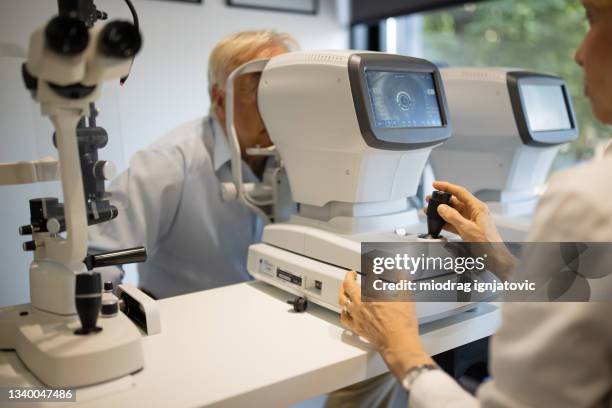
[365,70,443,129]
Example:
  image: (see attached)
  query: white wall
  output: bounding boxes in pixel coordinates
[0,0,348,308]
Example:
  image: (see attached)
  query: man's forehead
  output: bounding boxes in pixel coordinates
[230,44,288,79]
[255,44,288,59]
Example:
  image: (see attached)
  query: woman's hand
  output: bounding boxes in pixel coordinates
[338,271,434,380]
[427,180,517,278]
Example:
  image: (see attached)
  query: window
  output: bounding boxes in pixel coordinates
[355,0,610,170]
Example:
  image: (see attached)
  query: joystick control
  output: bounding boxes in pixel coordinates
[425,190,452,239]
[74,272,103,335]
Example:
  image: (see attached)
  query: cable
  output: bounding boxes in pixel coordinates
[124,0,139,30]
[120,0,139,85]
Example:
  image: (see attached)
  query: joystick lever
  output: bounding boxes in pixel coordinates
[74,272,103,335]
[426,190,452,239]
[83,246,147,271]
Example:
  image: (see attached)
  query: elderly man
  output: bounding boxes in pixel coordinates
[339,0,612,407]
[89,31,297,298]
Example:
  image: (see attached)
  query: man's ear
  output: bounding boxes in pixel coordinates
[211,84,226,123]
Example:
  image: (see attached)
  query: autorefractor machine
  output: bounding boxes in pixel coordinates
[428,68,579,241]
[221,51,475,321]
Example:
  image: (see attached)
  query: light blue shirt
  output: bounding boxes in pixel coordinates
[88,116,261,298]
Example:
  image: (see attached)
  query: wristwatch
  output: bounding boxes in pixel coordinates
[401,364,438,392]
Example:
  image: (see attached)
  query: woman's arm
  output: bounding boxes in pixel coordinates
[338,271,479,408]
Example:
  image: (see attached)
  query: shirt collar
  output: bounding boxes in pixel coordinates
[209,116,264,183]
[211,117,232,172]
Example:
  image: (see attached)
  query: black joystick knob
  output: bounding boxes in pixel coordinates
[287,297,308,313]
[74,272,103,335]
[426,190,453,239]
[45,16,90,56]
[99,21,142,58]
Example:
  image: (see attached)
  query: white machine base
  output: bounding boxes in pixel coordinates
[0,285,161,388]
[248,242,476,323]
[0,304,143,388]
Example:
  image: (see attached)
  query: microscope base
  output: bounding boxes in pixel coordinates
[0,304,144,388]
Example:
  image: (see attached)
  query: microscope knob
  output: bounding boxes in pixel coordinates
[99,21,142,59]
[46,218,62,234]
[45,16,89,56]
[74,273,103,335]
[19,225,33,236]
[22,241,36,251]
[93,160,116,180]
[101,301,119,317]
[104,281,114,292]
[287,297,308,313]
[426,190,453,239]
[100,281,119,317]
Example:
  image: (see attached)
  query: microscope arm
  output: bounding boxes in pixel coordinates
[0,112,88,263]
[43,111,89,264]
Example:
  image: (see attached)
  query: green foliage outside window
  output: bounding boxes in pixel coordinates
[420,0,610,168]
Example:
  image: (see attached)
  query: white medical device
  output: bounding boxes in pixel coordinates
[223,50,476,321]
[0,3,160,388]
[430,68,578,240]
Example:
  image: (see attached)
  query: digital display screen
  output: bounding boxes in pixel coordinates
[521,84,572,132]
[365,71,443,129]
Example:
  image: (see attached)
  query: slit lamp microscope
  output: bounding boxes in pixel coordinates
[0,0,160,388]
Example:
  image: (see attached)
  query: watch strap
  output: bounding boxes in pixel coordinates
[401,364,438,392]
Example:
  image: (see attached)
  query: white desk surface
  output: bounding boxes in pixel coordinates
[0,281,501,407]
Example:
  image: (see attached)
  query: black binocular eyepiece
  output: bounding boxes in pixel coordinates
[45,15,90,56]
[45,16,141,60]
[99,21,142,59]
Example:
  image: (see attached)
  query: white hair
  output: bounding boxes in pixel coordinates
[207,30,299,111]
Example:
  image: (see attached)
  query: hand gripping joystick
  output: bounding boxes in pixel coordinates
[74,272,103,335]
[425,190,452,239]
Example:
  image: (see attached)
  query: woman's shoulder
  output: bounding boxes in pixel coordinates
[528,154,612,241]
[546,153,612,205]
